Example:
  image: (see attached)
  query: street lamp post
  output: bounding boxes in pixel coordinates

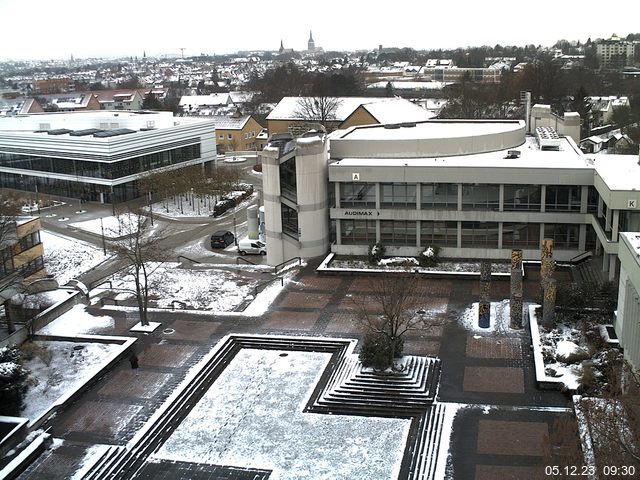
[148,191,154,226]
[100,217,107,255]
[233,216,238,246]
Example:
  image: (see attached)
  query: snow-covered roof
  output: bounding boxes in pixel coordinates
[366,81,450,91]
[330,135,589,170]
[267,96,407,122]
[358,98,435,124]
[207,115,251,130]
[179,94,233,108]
[591,153,640,191]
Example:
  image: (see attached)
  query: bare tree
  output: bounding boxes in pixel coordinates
[544,358,640,477]
[293,96,343,129]
[0,194,27,333]
[352,273,446,370]
[107,208,166,326]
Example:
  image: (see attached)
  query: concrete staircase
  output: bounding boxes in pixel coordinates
[82,335,445,480]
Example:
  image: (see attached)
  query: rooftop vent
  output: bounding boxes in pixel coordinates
[47,129,73,135]
[506,150,521,159]
[535,126,561,150]
[70,128,103,137]
[400,122,416,128]
[383,123,401,129]
[93,128,136,138]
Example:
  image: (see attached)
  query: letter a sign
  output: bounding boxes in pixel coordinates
[352,173,360,181]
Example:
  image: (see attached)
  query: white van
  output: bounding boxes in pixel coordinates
[238,239,267,255]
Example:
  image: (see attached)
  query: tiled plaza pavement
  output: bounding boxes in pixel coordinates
[18,261,572,479]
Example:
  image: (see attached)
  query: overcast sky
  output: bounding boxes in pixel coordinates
[0,0,637,60]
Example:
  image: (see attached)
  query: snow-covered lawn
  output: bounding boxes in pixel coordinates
[38,304,114,336]
[97,262,260,311]
[153,349,410,480]
[41,230,108,285]
[20,340,121,421]
[68,213,146,238]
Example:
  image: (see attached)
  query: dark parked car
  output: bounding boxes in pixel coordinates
[210,230,234,248]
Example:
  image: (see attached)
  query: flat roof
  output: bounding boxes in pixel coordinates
[338,120,524,141]
[591,154,640,191]
[331,136,585,169]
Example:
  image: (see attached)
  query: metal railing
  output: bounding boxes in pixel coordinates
[236,257,257,266]
[171,300,187,310]
[274,257,302,275]
[177,255,201,264]
[569,251,593,264]
[254,276,284,296]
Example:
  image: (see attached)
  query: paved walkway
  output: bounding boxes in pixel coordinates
[17,260,573,479]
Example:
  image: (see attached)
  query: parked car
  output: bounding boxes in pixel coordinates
[210,230,234,248]
[238,239,267,255]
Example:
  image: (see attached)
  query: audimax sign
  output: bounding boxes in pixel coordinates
[343,210,379,216]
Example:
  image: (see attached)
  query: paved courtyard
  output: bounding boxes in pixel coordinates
[17,259,571,479]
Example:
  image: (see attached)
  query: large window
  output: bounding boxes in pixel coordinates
[340,183,376,208]
[421,221,457,247]
[381,183,416,209]
[341,219,376,245]
[587,186,598,213]
[421,183,457,209]
[461,222,499,247]
[544,224,579,249]
[545,185,581,212]
[279,157,297,201]
[0,144,201,180]
[281,203,298,239]
[503,185,541,211]
[502,222,540,248]
[462,184,499,210]
[380,220,416,245]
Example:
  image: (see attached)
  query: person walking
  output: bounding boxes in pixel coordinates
[129,352,139,376]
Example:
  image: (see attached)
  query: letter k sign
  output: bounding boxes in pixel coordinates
[629,199,637,209]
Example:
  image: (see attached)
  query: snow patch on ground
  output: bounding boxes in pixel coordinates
[69,214,144,238]
[459,300,515,333]
[97,263,259,311]
[21,341,120,421]
[41,230,107,285]
[38,304,114,336]
[153,349,410,479]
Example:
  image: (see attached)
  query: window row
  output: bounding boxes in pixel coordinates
[0,144,201,180]
[340,220,581,249]
[337,183,599,213]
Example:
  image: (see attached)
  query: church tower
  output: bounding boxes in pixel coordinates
[307,31,315,52]
[279,39,284,54]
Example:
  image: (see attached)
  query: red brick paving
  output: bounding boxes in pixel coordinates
[413,324,445,337]
[475,464,544,480]
[403,338,440,356]
[324,312,361,334]
[337,296,382,313]
[98,370,173,399]
[291,275,344,291]
[263,311,320,330]
[465,336,522,359]
[476,420,549,456]
[276,291,331,309]
[138,344,198,368]
[63,400,142,437]
[463,366,524,393]
[163,319,220,341]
